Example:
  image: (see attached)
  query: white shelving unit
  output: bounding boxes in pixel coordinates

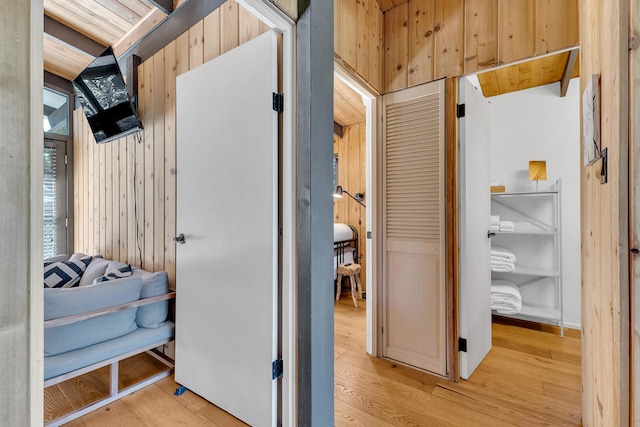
[490,179,563,336]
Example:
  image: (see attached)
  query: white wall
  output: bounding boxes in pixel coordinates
[466,76,581,329]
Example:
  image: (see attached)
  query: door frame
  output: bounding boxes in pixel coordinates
[333,60,380,356]
[236,2,296,425]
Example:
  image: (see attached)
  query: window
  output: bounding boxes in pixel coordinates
[43,84,72,258]
[43,141,67,259]
[44,87,69,136]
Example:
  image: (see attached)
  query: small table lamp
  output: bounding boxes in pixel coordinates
[529,160,547,191]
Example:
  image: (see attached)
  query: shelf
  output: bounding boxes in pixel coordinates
[491,266,559,277]
[491,190,559,197]
[493,306,561,322]
[493,230,557,236]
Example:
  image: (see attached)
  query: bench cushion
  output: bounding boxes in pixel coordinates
[132,269,169,328]
[44,321,174,380]
[44,277,142,356]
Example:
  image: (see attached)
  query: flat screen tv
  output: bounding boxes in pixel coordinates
[72,47,142,143]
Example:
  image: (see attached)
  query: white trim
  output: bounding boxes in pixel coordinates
[333,63,380,356]
[237,2,296,425]
[31,0,45,425]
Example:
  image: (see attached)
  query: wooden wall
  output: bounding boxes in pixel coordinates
[580,0,630,425]
[334,0,384,93]
[73,0,269,287]
[333,123,367,291]
[382,0,579,93]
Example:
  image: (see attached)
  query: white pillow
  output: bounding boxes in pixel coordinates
[79,257,110,286]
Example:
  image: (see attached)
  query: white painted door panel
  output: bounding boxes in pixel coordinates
[459,77,492,379]
[175,31,278,426]
[382,81,447,376]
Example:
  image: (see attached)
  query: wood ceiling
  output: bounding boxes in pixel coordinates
[477,49,580,98]
[334,76,366,127]
[44,0,172,80]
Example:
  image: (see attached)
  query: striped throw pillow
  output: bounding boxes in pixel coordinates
[44,256,92,288]
[94,264,133,283]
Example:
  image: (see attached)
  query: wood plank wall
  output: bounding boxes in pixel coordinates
[580,0,630,425]
[382,0,579,93]
[334,0,384,93]
[333,123,367,291]
[73,0,269,287]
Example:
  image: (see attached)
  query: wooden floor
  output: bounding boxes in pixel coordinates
[46,293,582,426]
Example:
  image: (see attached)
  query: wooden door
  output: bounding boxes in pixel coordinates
[458,77,492,379]
[381,80,447,376]
[175,31,279,427]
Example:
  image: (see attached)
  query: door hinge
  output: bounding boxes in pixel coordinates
[366,231,372,239]
[272,359,283,379]
[65,217,68,228]
[381,326,384,334]
[456,103,466,118]
[64,154,68,165]
[458,337,467,353]
[273,93,284,113]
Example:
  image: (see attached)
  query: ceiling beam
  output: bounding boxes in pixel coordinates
[560,49,579,97]
[43,15,106,57]
[146,0,173,15]
[118,0,226,70]
[334,121,343,138]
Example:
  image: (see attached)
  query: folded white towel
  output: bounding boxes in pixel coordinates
[489,224,500,232]
[491,256,516,269]
[491,263,515,272]
[491,280,522,314]
[499,220,515,231]
[490,215,500,226]
[491,247,517,263]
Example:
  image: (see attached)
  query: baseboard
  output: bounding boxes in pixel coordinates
[492,315,581,339]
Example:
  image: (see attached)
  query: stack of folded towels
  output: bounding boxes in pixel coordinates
[490,215,515,232]
[491,246,516,272]
[499,220,514,232]
[491,279,522,314]
[490,215,500,233]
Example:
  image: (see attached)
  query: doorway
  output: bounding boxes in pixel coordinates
[458,50,582,379]
[333,62,378,356]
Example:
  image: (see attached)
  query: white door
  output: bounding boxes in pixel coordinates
[458,77,492,379]
[381,80,447,376]
[175,31,278,427]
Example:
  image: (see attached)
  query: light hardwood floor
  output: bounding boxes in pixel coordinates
[45,294,581,426]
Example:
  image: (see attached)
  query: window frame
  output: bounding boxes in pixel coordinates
[43,80,74,256]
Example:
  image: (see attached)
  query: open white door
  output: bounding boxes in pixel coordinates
[175,31,279,426]
[381,80,447,376]
[458,77,492,379]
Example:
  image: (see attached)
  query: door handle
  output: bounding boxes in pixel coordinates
[173,233,186,244]
[487,230,496,239]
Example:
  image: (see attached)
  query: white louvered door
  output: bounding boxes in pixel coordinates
[381,80,447,375]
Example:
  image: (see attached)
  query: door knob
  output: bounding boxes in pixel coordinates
[487,230,496,238]
[173,233,186,244]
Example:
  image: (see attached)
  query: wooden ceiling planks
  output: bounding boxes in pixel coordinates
[44,0,160,77]
[43,33,94,80]
[476,49,580,97]
[334,76,366,127]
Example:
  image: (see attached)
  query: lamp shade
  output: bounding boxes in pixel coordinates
[529,161,547,181]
